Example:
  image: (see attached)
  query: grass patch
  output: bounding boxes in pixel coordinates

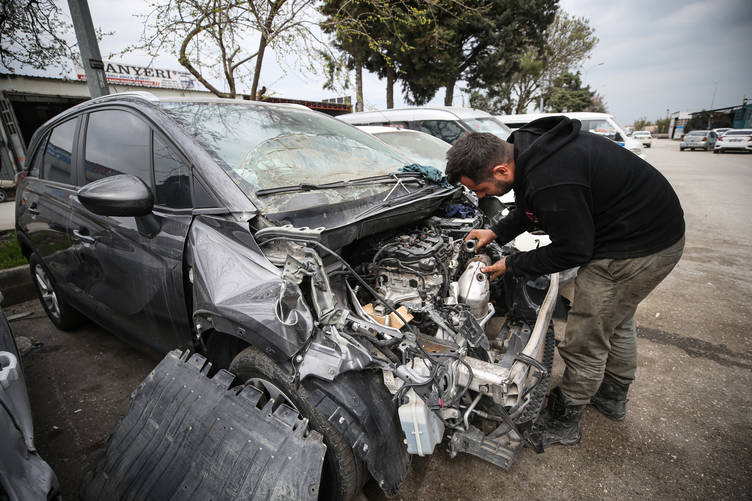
[0,232,27,270]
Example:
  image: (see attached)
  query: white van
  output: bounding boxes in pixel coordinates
[497,112,646,159]
[338,107,511,144]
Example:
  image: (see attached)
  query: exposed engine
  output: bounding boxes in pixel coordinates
[259,207,559,470]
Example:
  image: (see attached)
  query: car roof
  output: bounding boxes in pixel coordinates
[338,106,494,124]
[356,125,409,134]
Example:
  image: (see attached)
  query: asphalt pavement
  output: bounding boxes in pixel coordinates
[4,139,751,500]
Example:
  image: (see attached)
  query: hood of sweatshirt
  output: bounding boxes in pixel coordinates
[509,116,581,177]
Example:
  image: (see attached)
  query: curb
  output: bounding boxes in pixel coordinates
[0,263,36,306]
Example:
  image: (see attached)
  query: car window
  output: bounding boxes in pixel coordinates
[192,173,216,208]
[43,118,77,184]
[375,131,450,171]
[580,119,620,141]
[686,131,707,137]
[28,134,48,178]
[725,130,752,136]
[153,134,191,209]
[84,109,150,186]
[462,118,511,141]
[413,120,464,144]
[160,102,406,192]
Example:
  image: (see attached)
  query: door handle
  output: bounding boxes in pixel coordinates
[27,202,39,215]
[73,229,96,245]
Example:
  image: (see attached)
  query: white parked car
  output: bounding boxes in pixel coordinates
[497,112,647,160]
[355,126,450,171]
[713,129,752,154]
[338,107,512,144]
[632,131,652,148]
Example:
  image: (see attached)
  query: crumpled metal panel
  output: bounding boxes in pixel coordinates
[83,350,326,501]
[188,216,313,361]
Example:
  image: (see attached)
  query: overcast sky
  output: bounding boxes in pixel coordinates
[8,0,752,125]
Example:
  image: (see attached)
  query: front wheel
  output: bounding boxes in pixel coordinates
[229,346,365,501]
[29,254,85,330]
[680,147,685,151]
[713,149,718,154]
[0,190,6,203]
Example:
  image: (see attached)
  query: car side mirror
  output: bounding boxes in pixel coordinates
[78,174,154,217]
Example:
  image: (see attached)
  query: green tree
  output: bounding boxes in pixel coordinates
[131,0,319,99]
[541,71,594,112]
[633,117,649,131]
[398,0,557,106]
[467,11,596,114]
[584,91,607,113]
[654,117,670,134]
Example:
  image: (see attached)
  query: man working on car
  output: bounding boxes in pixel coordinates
[445,117,684,448]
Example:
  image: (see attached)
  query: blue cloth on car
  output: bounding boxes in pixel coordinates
[399,164,453,189]
[445,204,476,218]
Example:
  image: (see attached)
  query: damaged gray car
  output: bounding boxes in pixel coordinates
[15,94,559,500]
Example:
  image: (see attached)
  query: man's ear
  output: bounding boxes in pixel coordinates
[491,163,512,180]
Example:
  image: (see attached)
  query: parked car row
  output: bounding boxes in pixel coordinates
[679,128,752,153]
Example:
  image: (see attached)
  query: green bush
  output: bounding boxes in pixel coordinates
[0,232,27,270]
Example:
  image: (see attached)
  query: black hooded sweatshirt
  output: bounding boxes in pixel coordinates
[493,116,685,277]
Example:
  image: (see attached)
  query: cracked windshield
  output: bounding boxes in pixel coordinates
[160,102,406,192]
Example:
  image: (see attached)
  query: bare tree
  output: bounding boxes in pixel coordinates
[131,0,319,99]
[0,0,74,72]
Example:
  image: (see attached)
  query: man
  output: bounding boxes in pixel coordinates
[445,117,684,448]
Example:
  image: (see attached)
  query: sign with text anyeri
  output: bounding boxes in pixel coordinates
[76,61,197,90]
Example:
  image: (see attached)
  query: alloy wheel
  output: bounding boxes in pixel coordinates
[34,264,61,321]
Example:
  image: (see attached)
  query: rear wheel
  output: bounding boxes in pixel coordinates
[680,147,685,151]
[229,346,365,501]
[0,190,6,203]
[29,254,85,330]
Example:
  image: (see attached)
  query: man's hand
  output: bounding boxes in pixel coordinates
[464,228,497,251]
[482,257,508,281]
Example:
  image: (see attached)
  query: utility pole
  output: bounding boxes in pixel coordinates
[67,0,109,98]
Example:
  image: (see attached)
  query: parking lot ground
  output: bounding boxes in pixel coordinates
[6,139,752,500]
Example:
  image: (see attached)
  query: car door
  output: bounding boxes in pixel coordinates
[68,108,193,352]
[15,117,80,296]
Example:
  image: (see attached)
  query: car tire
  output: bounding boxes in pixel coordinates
[229,346,365,501]
[713,149,718,154]
[29,253,85,330]
[680,147,685,151]
[0,190,6,203]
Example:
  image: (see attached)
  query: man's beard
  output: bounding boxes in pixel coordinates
[493,178,514,196]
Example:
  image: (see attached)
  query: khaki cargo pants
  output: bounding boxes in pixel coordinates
[557,235,685,405]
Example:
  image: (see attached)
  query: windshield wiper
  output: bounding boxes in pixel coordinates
[255,172,425,196]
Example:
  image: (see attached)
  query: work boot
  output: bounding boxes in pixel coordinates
[590,375,630,421]
[532,387,584,449]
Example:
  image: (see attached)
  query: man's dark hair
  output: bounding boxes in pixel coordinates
[445,132,513,185]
